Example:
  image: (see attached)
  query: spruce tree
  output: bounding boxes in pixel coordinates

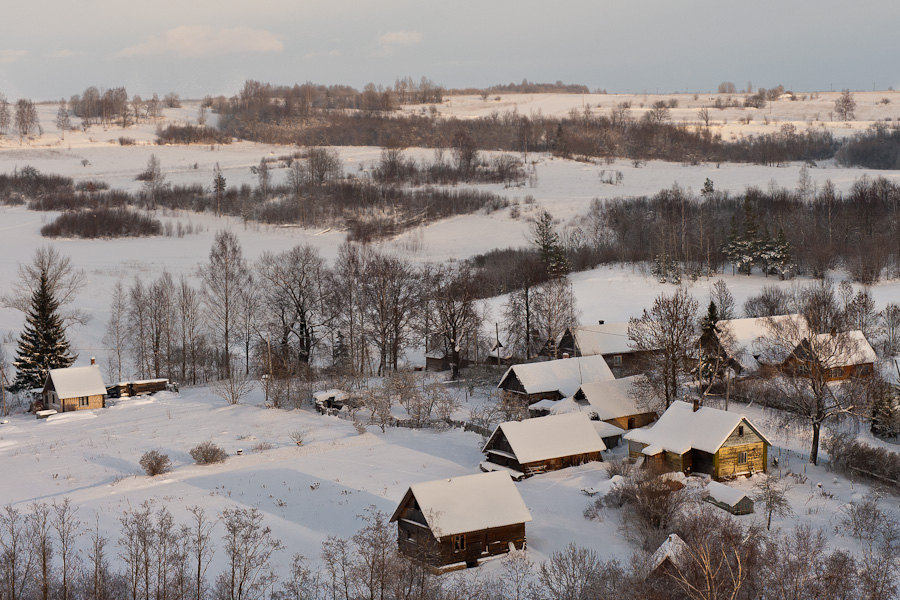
[11,271,76,391]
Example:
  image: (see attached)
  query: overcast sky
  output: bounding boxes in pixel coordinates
[2,0,899,101]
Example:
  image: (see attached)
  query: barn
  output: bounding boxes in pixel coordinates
[481,412,606,476]
[42,365,107,412]
[624,401,769,480]
[389,471,532,568]
[497,355,614,408]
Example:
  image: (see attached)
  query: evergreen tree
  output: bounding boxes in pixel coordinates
[529,210,569,277]
[772,228,794,280]
[12,271,76,391]
[698,301,725,384]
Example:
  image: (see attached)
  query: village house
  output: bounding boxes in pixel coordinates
[389,471,532,568]
[556,322,652,376]
[497,354,614,407]
[703,480,755,515]
[624,401,770,480]
[715,314,808,375]
[481,412,606,477]
[42,363,107,413]
[784,330,877,382]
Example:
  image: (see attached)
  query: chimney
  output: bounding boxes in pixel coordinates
[598,320,605,325]
[90,356,96,365]
[562,353,570,359]
[693,398,699,412]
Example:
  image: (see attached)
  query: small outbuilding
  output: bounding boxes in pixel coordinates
[42,365,107,412]
[625,401,770,480]
[648,533,689,579]
[703,481,755,515]
[481,412,606,476]
[565,375,658,431]
[389,471,532,568]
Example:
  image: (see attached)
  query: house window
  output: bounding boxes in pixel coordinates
[738,452,748,465]
[453,534,466,552]
[78,396,89,407]
[829,368,844,379]
[613,355,623,366]
[627,417,636,429]
[737,425,744,437]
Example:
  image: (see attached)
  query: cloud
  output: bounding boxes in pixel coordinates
[377,31,423,47]
[374,30,422,56]
[118,26,283,58]
[0,50,28,64]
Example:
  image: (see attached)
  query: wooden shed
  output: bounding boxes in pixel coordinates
[481,412,606,476]
[703,481,755,515]
[389,471,532,569]
[624,401,770,481]
[42,365,107,412]
[497,355,614,408]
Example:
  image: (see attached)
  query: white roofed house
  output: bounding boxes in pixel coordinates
[624,401,770,480]
[497,354,614,409]
[481,412,606,477]
[389,471,532,568]
[42,364,107,412]
[783,330,878,382]
[716,314,809,375]
[556,322,653,377]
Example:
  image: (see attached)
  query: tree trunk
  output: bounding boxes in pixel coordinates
[809,421,821,465]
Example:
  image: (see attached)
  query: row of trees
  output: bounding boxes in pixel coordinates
[0,95,40,137]
[2,481,897,600]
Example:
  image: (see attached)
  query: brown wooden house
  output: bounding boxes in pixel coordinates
[556,323,655,377]
[569,375,657,431]
[625,401,770,480]
[42,365,107,412]
[481,412,606,476]
[389,471,532,569]
[783,330,877,382]
[497,355,614,407]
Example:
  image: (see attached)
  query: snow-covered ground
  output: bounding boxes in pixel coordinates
[2,91,900,576]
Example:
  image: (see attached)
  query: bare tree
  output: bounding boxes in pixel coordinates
[215,507,283,600]
[200,231,250,378]
[142,154,166,210]
[709,279,735,321]
[212,360,255,405]
[56,99,71,139]
[52,498,80,600]
[880,302,900,355]
[752,473,793,530]
[534,276,579,359]
[628,288,699,411]
[1,504,35,600]
[0,93,11,135]
[760,313,875,465]
[362,252,420,374]
[29,502,53,600]
[426,264,483,379]
[257,159,270,201]
[1,246,88,328]
[103,281,128,383]
[14,98,40,137]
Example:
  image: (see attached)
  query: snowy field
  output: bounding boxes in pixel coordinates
[2,91,900,574]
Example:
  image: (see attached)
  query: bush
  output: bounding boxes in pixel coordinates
[40,207,162,239]
[139,450,172,476]
[118,137,135,146]
[189,441,227,465]
[824,433,900,490]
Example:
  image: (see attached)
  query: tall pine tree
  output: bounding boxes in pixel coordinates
[11,271,76,391]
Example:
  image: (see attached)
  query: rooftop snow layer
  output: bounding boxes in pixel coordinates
[624,401,769,455]
[810,330,877,368]
[571,375,647,420]
[649,533,689,573]
[46,366,107,399]
[396,471,532,538]
[564,323,633,356]
[498,355,614,397]
[705,481,751,507]
[718,314,807,370]
[485,412,607,464]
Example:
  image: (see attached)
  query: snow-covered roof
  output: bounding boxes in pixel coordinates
[592,421,626,439]
[498,355,614,397]
[45,366,107,399]
[718,314,807,370]
[528,398,558,411]
[649,533,689,574]
[808,330,877,368]
[312,389,348,402]
[563,323,633,356]
[624,401,770,455]
[704,481,750,507]
[571,375,648,421]
[390,471,532,538]
[484,412,607,464]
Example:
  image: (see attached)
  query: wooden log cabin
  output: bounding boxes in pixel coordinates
[784,330,877,382]
[624,401,770,480]
[389,471,532,569]
[42,364,107,412]
[497,355,614,408]
[481,412,606,477]
[556,323,656,377]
